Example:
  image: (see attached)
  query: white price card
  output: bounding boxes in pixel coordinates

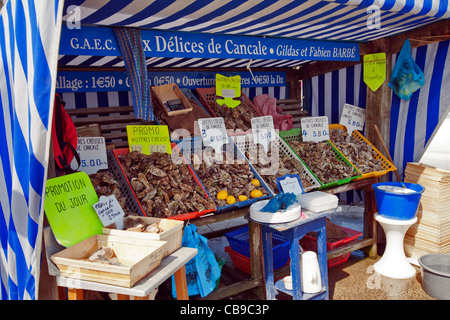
[70,137,108,175]
[93,195,124,229]
[301,116,330,142]
[339,104,366,133]
[198,117,229,153]
[251,116,275,153]
[276,174,304,195]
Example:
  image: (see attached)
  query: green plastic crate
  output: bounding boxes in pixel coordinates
[278,129,361,190]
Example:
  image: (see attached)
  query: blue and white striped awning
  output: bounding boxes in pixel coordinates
[0,0,64,299]
[58,0,450,68]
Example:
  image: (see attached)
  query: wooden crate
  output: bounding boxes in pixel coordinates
[276,99,309,128]
[404,162,450,259]
[66,106,149,149]
[151,83,193,117]
[51,234,167,288]
[103,216,183,257]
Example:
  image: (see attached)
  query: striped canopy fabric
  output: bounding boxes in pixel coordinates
[58,0,450,68]
[62,0,449,39]
[0,0,63,299]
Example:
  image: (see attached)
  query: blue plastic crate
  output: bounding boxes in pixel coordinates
[175,137,273,213]
[225,225,290,269]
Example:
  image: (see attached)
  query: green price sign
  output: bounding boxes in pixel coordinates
[126,125,172,155]
[215,74,241,108]
[44,172,103,247]
[363,52,386,92]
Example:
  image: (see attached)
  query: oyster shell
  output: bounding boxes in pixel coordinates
[245,146,313,193]
[287,140,359,184]
[89,171,137,217]
[330,128,383,174]
[190,150,269,206]
[119,151,216,218]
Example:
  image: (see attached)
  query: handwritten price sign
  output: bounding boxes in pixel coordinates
[301,116,330,142]
[93,195,125,229]
[126,125,171,155]
[251,116,275,153]
[44,172,103,247]
[216,74,241,108]
[198,117,229,153]
[339,104,366,133]
[71,137,108,175]
[276,174,304,195]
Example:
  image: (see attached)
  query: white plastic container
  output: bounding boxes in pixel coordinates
[250,199,301,223]
[297,191,338,212]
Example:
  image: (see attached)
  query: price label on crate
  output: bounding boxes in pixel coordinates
[339,103,366,133]
[276,174,304,195]
[251,115,275,153]
[70,137,108,175]
[93,195,125,229]
[126,125,172,155]
[198,117,229,154]
[215,74,241,108]
[301,116,330,142]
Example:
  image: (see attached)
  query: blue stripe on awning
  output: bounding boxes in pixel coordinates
[0,0,63,300]
[57,0,448,68]
[81,0,134,24]
[63,0,449,42]
[426,40,449,143]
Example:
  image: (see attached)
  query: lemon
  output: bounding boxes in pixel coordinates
[251,179,260,186]
[226,195,236,205]
[250,189,263,198]
[238,195,248,202]
[217,190,228,200]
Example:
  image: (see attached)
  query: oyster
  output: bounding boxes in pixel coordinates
[245,146,313,193]
[119,151,216,218]
[207,100,256,131]
[330,128,383,174]
[124,218,163,234]
[287,140,359,184]
[89,171,137,217]
[190,149,270,206]
[86,246,125,266]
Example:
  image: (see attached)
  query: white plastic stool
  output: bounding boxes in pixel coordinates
[374,213,417,279]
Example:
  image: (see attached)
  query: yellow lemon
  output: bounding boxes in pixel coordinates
[226,195,236,205]
[250,189,263,198]
[238,195,248,202]
[217,190,228,200]
[251,179,260,186]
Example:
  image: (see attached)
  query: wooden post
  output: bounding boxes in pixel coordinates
[286,69,301,102]
[67,288,84,300]
[173,265,189,300]
[364,38,393,177]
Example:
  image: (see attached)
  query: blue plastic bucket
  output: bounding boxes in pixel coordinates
[373,182,424,220]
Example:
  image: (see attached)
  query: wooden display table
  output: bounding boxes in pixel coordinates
[43,226,196,300]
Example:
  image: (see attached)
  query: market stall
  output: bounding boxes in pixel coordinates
[1,0,450,300]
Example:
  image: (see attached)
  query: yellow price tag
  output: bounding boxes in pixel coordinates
[216,74,241,108]
[126,125,172,155]
[44,172,103,247]
[363,53,386,92]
